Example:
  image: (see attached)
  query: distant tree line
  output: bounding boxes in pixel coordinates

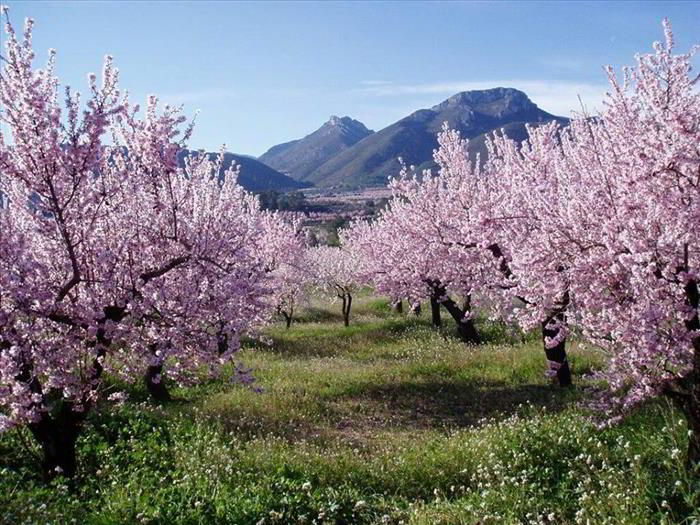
[257,190,316,212]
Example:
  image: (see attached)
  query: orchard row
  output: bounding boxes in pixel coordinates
[0,8,698,479]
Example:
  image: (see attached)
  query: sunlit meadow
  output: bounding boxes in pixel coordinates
[2,294,697,524]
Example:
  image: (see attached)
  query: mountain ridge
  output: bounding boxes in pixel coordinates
[258,116,374,180]
[259,88,568,189]
[177,149,309,193]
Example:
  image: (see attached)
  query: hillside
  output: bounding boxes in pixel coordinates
[178,149,309,192]
[259,116,374,180]
[305,88,568,188]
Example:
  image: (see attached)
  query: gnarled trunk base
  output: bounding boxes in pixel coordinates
[341,293,352,327]
[430,297,441,328]
[145,362,171,402]
[441,294,479,344]
[684,277,700,470]
[541,314,572,387]
[29,408,82,481]
[412,303,422,317]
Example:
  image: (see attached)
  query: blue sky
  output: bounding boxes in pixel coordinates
[3,1,699,156]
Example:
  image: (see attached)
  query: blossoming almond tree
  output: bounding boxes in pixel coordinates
[458,123,576,386]
[259,212,309,329]
[0,11,273,477]
[487,21,699,464]
[387,139,503,345]
[308,245,361,327]
[342,204,446,328]
[345,126,572,360]
[393,122,577,385]
[343,170,484,342]
[573,23,699,462]
[134,158,274,401]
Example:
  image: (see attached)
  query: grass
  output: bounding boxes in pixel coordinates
[1,292,698,524]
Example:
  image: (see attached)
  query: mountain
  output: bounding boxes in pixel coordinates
[178,150,309,192]
[259,116,374,180]
[303,88,568,188]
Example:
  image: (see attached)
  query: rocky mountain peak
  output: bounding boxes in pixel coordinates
[324,115,371,133]
[431,87,538,118]
[258,116,374,180]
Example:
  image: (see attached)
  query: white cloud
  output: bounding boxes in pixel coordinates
[353,79,610,117]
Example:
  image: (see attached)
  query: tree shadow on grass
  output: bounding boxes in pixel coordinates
[203,376,578,447]
[261,315,535,362]
[330,378,576,434]
[294,307,345,324]
[255,320,445,360]
[251,331,401,359]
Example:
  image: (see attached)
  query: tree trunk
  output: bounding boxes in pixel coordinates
[145,344,171,402]
[28,406,82,481]
[487,243,573,385]
[541,312,572,387]
[392,300,403,314]
[15,348,83,480]
[412,303,422,316]
[18,306,123,480]
[430,296,442,328]
[217,323,231,356]
[684,277,700,469]
[342,293,352,327]
[145,362,171,402]
[440,293,479,344]
[284,312,292,329]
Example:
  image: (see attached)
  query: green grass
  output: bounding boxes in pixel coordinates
[1,293,698,524]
